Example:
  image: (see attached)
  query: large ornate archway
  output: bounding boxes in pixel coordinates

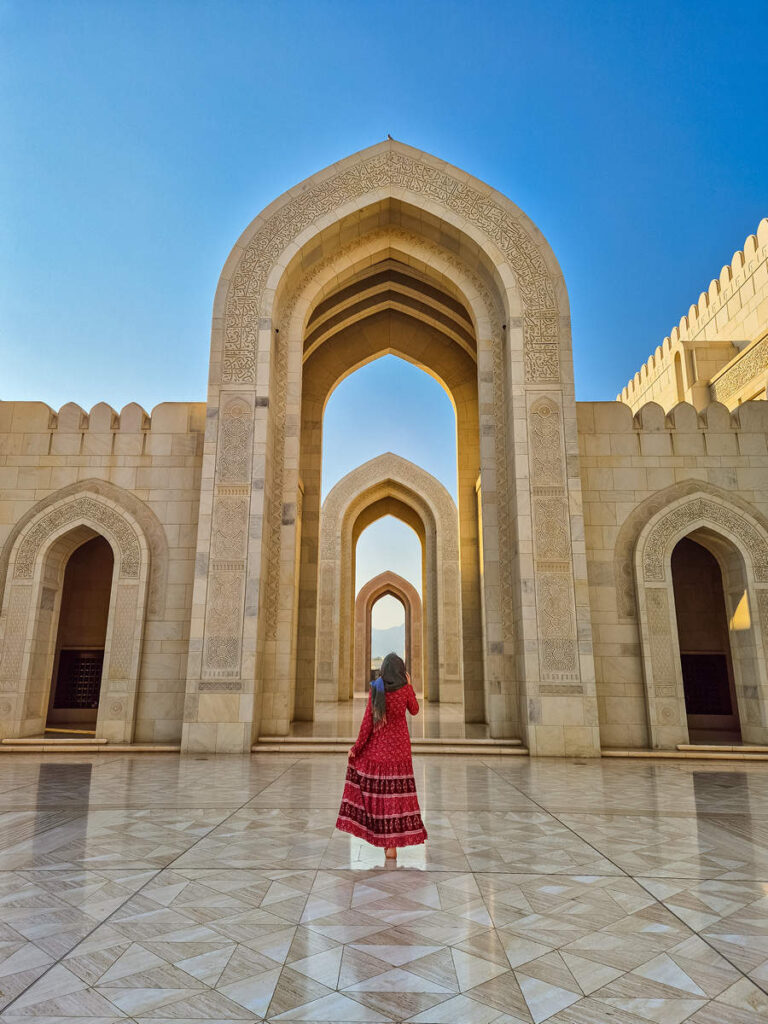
[0,486,152,741]
[314,454,458,710]
[182,140,598,755]
[354,571,422,695]
[634,490,768,747]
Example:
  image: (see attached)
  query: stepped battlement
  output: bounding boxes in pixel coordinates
[0,401,205,456]
[618,219,768,411]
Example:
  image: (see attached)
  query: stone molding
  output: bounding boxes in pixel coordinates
[219,145,564,387]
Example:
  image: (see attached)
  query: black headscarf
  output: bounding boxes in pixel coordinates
[371,652,408,730]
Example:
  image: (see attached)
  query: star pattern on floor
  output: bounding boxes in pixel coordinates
[1,753,768,1023]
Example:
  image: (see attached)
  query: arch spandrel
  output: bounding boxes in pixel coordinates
[185,140,598,756]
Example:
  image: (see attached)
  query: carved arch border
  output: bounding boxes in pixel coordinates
[354,571,422,695]
[634,489,768,748]
[0,487,152,742]
[215,142,569,387]
[315,454,462,708]
[202,143,569,679]
[614,479,768,620]
[186,142,591,752]
[0,478,168,618]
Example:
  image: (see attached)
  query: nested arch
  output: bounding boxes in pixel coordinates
[354,572,422,695]
[312,454,462,713]
[634,490,768,747]
[269,233,498,734]
[0,487,152,741]
[184,140,594,755]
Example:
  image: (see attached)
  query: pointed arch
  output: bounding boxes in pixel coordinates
[614,478,768,620]
[354,571,422,695]
[0,485,153,741]
[634,488,768,747]
[312,454,462,713]
[0,478,168,618]
[183,140,596,756]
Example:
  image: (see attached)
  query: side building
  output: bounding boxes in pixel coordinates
[618,220,768,411]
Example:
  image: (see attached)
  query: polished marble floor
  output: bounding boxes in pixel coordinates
[1,754,767,1022]
[286,696,490,740]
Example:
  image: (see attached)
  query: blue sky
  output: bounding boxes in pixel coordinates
[2,0,766,626]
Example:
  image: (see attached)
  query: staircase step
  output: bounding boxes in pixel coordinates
[258,735,521,746]
[0,743,180,754]
[253,739,527,756]
[677,743,768,753]
[604,748,768,761]
[2,736,108,745]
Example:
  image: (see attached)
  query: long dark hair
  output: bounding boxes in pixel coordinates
[371,652,408,729]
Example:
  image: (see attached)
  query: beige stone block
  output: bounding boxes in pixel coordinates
[530,725,565,757]
[11,403,53,431]
[216,722,249,753]
[182,722,217,753]
[198,693,239,723]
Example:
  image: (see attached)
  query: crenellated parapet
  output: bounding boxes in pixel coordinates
[0,401,206,457]
[581,397,768,439]
[618,219,768,412]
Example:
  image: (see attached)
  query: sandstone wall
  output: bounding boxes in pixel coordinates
[579,399,768,747]
[0,401,204,742]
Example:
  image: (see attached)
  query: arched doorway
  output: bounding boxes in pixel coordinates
[369,594,406,683]
[47,536,114,732]
[0,487,151,742]
[671,537,741,741]
[312,454,462,715]
[354,571,422,695]
[185,141,595,755]
[635,490,768,748]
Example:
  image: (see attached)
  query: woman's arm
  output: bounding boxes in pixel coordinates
[406,684,420,716]
[350,691,374,758]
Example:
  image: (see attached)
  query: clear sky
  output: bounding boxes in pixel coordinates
[2,0,766,627]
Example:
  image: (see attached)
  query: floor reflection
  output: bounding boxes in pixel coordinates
[288,694,490,739]
[1,752,767,1021]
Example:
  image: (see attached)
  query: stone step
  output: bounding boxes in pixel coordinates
[0,743,180,754]
[2,736,108,745]
[253,738,528,755]
[677,743,768,752]
[258,735,522,746]
[604,748,768,761]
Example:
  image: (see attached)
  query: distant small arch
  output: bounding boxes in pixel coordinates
[354,571,422,695]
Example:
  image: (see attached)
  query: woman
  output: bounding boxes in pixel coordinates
[336,652,428,859]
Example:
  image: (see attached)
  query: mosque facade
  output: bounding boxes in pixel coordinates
[1,141,767,757]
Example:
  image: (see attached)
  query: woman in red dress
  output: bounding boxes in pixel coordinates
[336,652,428,860]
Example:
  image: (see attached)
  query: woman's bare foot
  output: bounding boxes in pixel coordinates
[385,846,397,859]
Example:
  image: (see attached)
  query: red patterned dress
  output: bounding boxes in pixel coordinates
[336,683,428,848]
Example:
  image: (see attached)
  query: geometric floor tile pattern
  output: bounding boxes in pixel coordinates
[1,753,768,1023]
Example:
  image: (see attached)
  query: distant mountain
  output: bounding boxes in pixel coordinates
[371,624,405,660]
